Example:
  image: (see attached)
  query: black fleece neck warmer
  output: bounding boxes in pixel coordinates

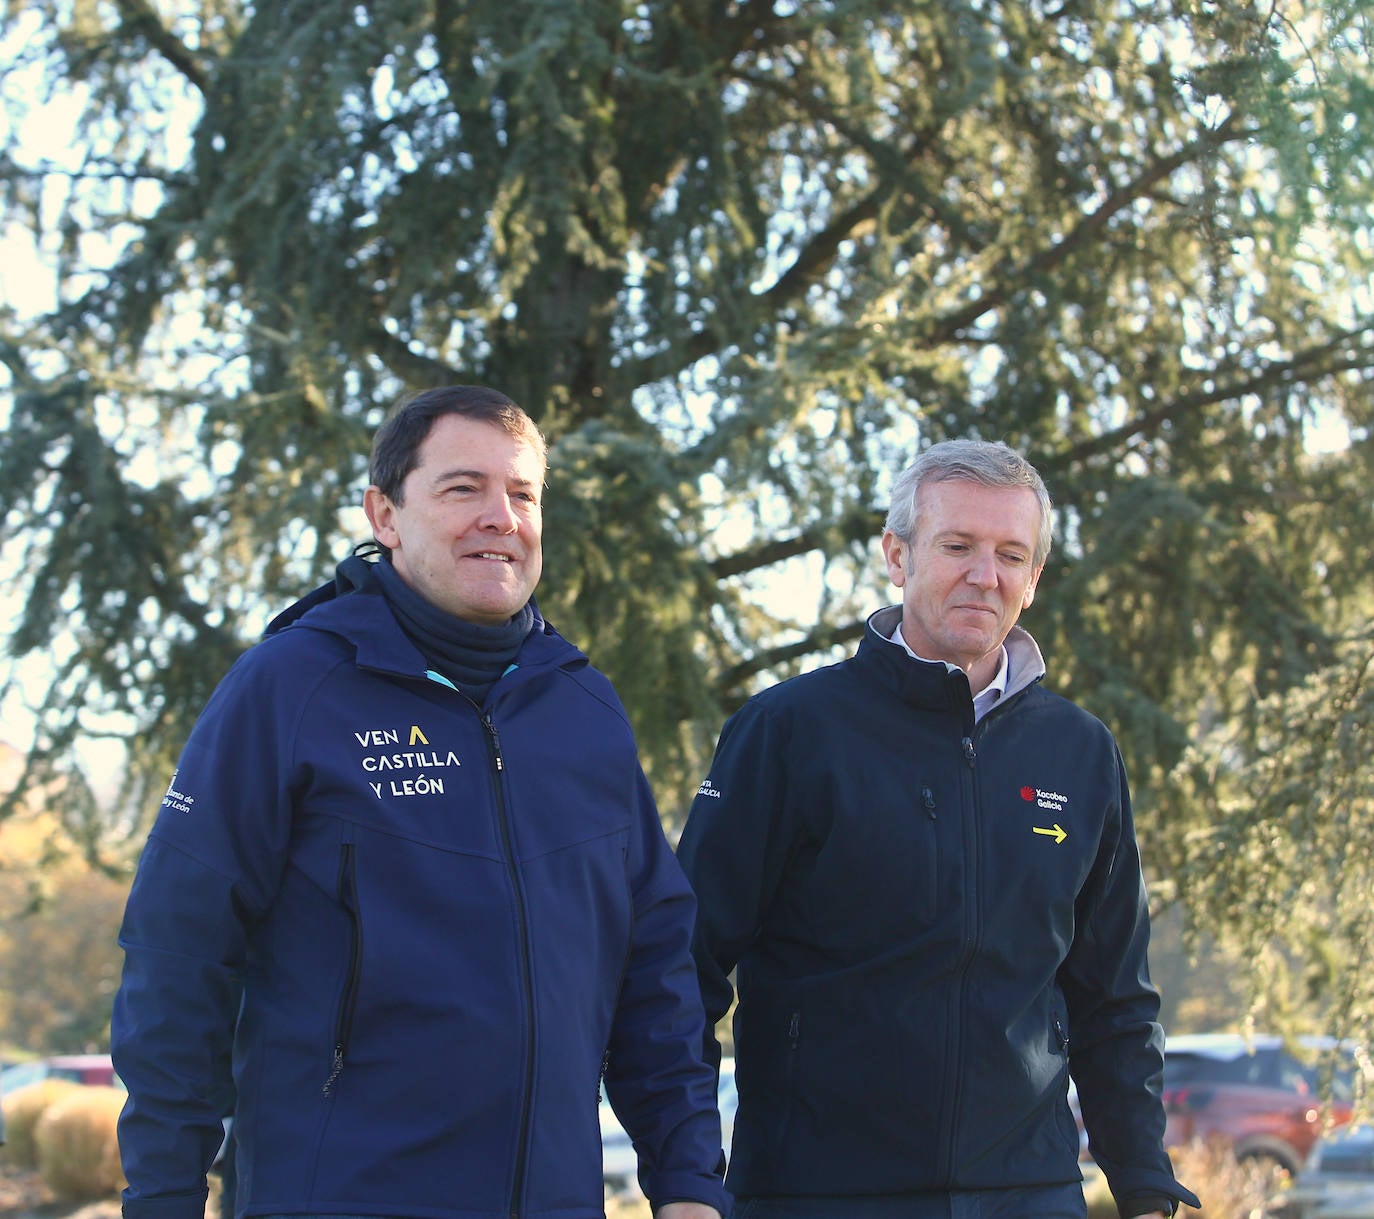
[368,555,534,702]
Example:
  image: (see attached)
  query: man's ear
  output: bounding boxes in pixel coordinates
[363,486,400,550]
[880,530,908,588]
[1022,564,1045,609]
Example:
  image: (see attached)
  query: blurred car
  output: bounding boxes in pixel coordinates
[1284,1124,1374,1218]
[601,1058,737,1200]
[1286,1124,1374,1219]
[1161,1033,1364,1187]
[0,1053,122,1093]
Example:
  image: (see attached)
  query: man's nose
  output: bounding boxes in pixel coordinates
[479,493,520,532]
[966,551,998,587]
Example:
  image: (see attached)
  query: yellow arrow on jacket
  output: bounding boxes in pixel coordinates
[1033,824,1067,844]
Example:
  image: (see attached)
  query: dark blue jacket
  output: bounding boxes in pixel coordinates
[113,574,729,1219]
[677,608,1197,1213]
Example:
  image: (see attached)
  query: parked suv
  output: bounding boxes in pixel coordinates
[1162,1033,1362,1185]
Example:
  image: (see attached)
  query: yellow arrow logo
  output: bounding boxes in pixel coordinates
[1033,824,1067,845]
[409,725,430,746]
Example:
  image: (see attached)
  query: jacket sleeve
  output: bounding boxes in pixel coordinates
[676,699,799,1071]
[601,763,732,1216]
[111,645,304,1219]
[1060,743,1200,1214]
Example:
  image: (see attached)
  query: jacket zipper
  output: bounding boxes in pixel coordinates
[940,733,982,1178]
[323,842,363,1094]
[482,713,537,1219]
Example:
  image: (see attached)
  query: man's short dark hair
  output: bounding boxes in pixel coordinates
[368,385,548,504]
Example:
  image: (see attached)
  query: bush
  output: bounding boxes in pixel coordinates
[1085,1138,1279,1219]
[0,1079,80,1169]
[1170,1137,1282,1219]
[33,1085,126,1200]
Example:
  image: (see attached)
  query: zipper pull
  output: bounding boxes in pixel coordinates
[482,715,504,771]
[922,786,937,819]
[322,1046,344,1095]
[962,736,976,767]
[788,1011,800,1049]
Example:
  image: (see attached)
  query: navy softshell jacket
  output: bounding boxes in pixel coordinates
[113,576,729,1219]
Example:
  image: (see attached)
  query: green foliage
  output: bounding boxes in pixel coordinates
[0,0,1371,1042]
[0,808,128,1053]
[1168,633,1374,1045]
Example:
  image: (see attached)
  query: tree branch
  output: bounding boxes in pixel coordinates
[763,192,884,304]
[708,509,881,580]
[1047,323,1374,473]
[930,116,1251,343]
[715,618,867,699]
[369,327,467,387]
[113,0,209,95]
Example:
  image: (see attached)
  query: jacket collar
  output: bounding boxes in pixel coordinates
[859,606,1046,711]
[262,563,581,681]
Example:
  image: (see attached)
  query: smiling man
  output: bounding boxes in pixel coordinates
[678,439,1199,1219]
[112,386,729,1219]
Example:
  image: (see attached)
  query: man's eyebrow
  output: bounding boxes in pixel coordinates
[429,467,539,490]
[935,527,1033,549]
[430,467,486,485]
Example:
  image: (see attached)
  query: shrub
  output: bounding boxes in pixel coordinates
[33,1084,127,1200]
[0,1079,80,1169]
[1170,1137,1279,1219]
[1085,1138,1277,1219]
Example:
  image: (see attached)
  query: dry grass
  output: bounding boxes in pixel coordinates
[33,1085,127,1201]
[1085,1138,1282,1219]
[1170,1138,1285,1219]
[0,1081,82,1170]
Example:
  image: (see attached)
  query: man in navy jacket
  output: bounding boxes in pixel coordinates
[113,386,728,1219]
[678,440,1198,1219]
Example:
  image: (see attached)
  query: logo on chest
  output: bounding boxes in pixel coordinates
[1019,785,1070,845]
[354,723,463,799]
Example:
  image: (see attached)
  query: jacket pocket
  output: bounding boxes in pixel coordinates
[323,841,363,1095]
[918,785,939,923]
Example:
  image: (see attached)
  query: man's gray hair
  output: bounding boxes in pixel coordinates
[884,439,1054,567]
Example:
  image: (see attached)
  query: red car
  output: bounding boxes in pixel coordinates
[1161,1033,1362,1184]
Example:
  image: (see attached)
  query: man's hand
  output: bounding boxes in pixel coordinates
[655,1204,723,1219]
